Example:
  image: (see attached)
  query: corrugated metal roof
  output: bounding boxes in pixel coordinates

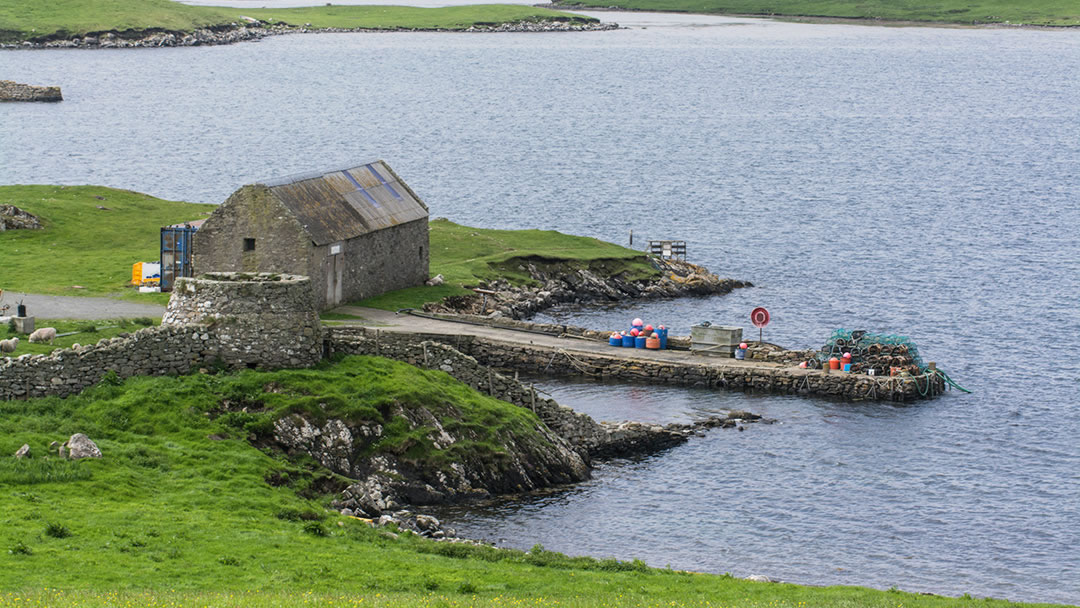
[257,161,428,246]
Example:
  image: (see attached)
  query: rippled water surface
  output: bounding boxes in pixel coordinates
[2,14,1079,603]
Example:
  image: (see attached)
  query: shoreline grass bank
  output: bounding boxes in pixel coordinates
[0,0,600,44]
[552,0,1080,27]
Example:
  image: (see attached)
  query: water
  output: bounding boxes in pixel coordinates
[2,13,1079,603]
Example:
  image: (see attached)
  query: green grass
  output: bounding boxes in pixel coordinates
[0,185,213,300]
[555,0,1080,26]
[357,218,658,310]
[1,356,1072,607]
[243,4,595,30]
[0,317,157,357]
[0,0,596,43]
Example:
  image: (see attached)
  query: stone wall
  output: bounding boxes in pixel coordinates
[0,81,62,102]
[192,185,314,294]
[329,217,429,308]
[1,274,322,400]
[0,325,208,400]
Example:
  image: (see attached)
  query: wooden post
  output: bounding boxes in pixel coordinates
[375,329,380,356]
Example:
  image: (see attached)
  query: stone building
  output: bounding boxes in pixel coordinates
[193,161,430,310]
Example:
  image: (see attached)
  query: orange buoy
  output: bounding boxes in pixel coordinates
[829,357,840,370]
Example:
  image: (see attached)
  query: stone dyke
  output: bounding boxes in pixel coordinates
[0,80,61,102]
[327,325,946,403]
[2,20,618,50]
[0,273,321,400]
[326,328,763,459]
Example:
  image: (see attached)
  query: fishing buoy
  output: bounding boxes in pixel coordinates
[829,357,840,370]
[658,325,666,330]
[632,318,643,327]
[644,324,654,332]
[799,361,807,368]
[739,342,748,350]
[630,328,640,337]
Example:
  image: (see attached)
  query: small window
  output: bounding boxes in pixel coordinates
[243,238,256,252]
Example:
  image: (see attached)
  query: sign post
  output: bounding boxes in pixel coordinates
[750,307,770,344]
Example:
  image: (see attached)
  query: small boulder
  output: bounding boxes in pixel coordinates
[425,273,445,286]
[65,433,102,459]
[415,514,440,532]
[14,444,30,459]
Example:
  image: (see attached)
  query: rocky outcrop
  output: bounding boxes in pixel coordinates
[272,401,590,518]
[0,81,61,102]
[64,433,102,459]
[426,257,749,320]
[14,444,30,459]
[2,20,617,50]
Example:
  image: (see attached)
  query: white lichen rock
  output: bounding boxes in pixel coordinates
[65,433,102,459]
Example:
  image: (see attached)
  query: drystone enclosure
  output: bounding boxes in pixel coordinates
[0,273,322,400]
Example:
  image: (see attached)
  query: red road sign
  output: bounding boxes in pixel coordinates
[751,307,770,328]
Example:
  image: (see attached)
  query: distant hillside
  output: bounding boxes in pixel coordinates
[554,0,1080,26]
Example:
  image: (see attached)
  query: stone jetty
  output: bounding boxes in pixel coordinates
[328,308,948,402]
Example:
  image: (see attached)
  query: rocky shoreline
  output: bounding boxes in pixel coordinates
[1,19,618,50]
[425,256,751,320]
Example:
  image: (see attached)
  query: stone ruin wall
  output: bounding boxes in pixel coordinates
[161,272,322,369]
[0,81,62,102]
[0,273,321,400]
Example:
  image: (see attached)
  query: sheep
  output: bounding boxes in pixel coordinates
[0,337,18,354]
[28,327,57,344]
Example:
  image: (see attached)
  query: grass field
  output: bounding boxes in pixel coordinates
[0,185,212,301]
[243,4,593,30]
[1,355,1072,608]
[0,0,595,43]
[554,0,1080,26]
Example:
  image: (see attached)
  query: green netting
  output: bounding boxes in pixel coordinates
[816,329,927,371]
